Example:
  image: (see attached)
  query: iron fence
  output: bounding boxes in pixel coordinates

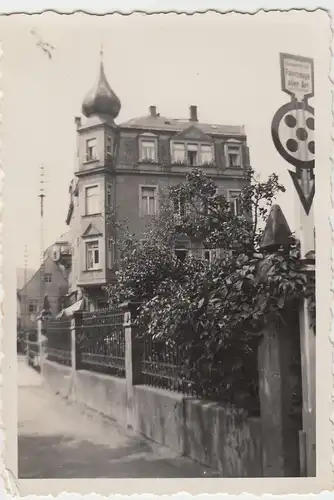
[79,307,125,377]
[45,317,72,366]
[141,337,194,394]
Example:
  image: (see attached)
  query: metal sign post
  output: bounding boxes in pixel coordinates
[271,53,316,476]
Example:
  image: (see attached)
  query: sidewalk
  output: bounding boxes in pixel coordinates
[18,357,218,478]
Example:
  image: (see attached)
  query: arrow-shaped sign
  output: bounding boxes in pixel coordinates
[289,167,315,215]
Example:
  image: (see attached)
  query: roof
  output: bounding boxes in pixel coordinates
[119,115,245,137]
[54,231,71,245]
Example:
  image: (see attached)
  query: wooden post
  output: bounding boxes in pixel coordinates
[121,301,143,430]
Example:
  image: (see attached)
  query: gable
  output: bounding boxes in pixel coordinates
[172,125,213,143]
[81,223,103,239]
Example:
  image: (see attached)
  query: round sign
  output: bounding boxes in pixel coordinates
[271,101,314,170]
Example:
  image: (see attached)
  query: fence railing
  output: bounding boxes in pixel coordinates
[45,317,72,366]
[79,307,125,377]
[141,337,194,395]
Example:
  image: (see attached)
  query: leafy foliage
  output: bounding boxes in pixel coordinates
[105,167,315,408]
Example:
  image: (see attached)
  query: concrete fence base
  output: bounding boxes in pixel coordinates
[42,359,262,477]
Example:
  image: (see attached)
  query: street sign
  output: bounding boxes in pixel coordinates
[280,53,314,101]
[271,53,315,215]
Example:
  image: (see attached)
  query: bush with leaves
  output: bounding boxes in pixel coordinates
[105,167,314,409]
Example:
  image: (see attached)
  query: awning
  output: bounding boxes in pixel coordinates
[56,299,84,319]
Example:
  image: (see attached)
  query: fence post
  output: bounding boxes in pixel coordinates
[257,205,303,477]
[121,301,143,430]
[71,311,83,372]
[37,316,45,371]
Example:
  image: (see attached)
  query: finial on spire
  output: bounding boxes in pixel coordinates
[100,43,104,61]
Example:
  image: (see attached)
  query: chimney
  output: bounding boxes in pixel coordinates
[149,105,157,117]
[190,105,198,122]
[75,116,82,129]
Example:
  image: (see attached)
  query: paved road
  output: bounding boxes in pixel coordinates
[18,357,217,478]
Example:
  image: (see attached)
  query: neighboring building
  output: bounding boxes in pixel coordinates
[17,236,70,331]
[16,267,36,290]
[66,54,250,310]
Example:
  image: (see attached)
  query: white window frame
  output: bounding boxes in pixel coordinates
[173,195,187,217]
[107,239,115,269]
[227,190,242,216]
[139,185,158,216]
[225,142,242,168]
[171,142,186,163]
[139,137,158,162]
[84,184,100,215]
[106,183,112,210]
[203,248,219,263]
[86,138,98,161]
[171,141,214,166]
[86,239,100,271]
[200,144,214,165]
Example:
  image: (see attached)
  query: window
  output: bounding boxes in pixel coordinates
[203,249,218,263]
[86,240,100,270]
[226,144,242,168]
[228,191,242,216]
[28,300,38,313]
[106,136,113,155]
[140,139,157,161]
[172,143,186,163]
[44,273,52,283]
[200,145,213,164]
[85,185,99,215]
[172,142,214,166]
[140,186,157,216]
[107,239,115,269]
[86,138,97,161]
[187,143,198,166]
[175,248,188,262]
[106,183,112,209]
[174,196,186,217]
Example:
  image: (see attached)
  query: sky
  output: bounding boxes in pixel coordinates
[0,10,331,270]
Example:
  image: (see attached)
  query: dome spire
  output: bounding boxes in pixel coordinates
[82,47,121,120]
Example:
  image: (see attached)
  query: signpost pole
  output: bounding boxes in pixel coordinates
[295,191,316,476]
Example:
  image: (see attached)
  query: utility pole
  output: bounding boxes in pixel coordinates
[23,244,28,331]
[38,164,46,312]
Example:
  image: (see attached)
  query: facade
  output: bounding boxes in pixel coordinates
[66,55,250,310]
[18,235,70,331]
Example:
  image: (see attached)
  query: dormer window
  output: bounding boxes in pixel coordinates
[172,143,186,163]
[200,145,213,164]
[226,143,242,168]
[139,138,157,162]
[187,144,198,166]
[86,138,97,161]
[172,142,214,166]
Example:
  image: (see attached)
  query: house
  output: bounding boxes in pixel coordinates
[17,236,70,332]
[66,53,250,310]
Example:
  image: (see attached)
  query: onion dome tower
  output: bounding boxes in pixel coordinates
[82,48,121,120]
